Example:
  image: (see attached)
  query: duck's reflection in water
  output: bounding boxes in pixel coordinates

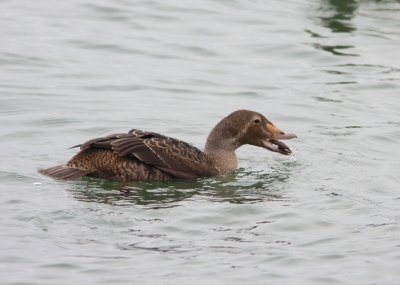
[68,162,296,207]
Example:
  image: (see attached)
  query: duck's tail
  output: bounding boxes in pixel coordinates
[39,165,92,180]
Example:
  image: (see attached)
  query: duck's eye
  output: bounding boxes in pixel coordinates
[254,119,261,124]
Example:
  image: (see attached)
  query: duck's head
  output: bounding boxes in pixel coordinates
[206,109,297,155]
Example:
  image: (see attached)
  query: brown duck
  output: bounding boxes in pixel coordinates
[40,110,297,181]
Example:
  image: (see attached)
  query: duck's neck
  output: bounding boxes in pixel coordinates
[204,129,240,174]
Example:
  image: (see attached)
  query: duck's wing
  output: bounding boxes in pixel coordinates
[70,129,160,151]
[72,129,217,179]
[112,130,217,179]
[70,133,127,151]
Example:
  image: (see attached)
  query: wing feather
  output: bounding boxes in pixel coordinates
[71,129,217,179]
[137,136,217,178]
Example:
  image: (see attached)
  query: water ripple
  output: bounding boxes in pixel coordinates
[1,0,400,284]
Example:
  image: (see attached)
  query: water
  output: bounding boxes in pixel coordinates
[1,0,400,284]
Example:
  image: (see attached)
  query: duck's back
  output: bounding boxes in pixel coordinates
[40,129,218,181]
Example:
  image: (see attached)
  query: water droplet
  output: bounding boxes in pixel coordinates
[33,182,42,186]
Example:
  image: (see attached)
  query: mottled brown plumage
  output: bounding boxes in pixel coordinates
[40,110,297,181]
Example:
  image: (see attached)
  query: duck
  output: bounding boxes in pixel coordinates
[39,109,297,181]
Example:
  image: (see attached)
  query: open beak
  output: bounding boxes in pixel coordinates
[262,123,297,155]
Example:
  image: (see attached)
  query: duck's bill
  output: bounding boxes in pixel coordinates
[264,124,297,154]
[271,132,297,140]
[262,138,294,155]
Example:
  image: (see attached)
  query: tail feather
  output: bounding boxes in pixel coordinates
[39,165,92,180]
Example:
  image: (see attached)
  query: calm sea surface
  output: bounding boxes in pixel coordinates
[1,0,400,284]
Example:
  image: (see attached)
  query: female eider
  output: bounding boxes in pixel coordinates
[40,110,297,181]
